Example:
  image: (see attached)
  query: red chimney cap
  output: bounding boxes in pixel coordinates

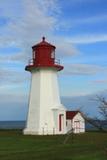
[32,37,56,49]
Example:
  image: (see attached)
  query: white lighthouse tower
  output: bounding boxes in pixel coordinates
[23,37,66,135]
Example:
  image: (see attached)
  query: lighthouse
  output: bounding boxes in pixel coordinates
[23,37,66,135]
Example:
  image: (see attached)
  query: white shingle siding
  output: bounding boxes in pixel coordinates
[66,112,85,133]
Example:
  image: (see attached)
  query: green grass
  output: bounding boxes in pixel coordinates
[0,130,107,160]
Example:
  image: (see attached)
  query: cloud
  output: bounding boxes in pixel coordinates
[76,14,107,25]
[0,0,56,46]
[0,0,58,49]
[54,39,78,57]
[57,11,107,33]
[62,64,107,76]
[0,92,28,120]
[64,0,97,5]
[0,0,77,64]
[92,80,107,84]
[61,94,100,117]
[61,14,107,29]
[0,67,29,86]
[65,34,107,44]
[62,89,107,118]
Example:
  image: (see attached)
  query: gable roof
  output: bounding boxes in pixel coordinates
[66,111,80,120]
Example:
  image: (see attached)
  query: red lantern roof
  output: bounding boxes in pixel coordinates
[32,37,56,49]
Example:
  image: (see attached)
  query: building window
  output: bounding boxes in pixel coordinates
[51,50,55,59]
[33,50,36,59]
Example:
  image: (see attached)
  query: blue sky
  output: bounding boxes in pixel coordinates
[0,0,107,120]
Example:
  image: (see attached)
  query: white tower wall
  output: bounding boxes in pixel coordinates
[23,68,66,135]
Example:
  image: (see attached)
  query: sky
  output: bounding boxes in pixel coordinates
[0,0,107,120]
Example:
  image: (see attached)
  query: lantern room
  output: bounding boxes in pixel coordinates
[25,37,63,71]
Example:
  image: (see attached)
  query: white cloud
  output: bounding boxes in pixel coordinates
[66,34,107,44]
[0,0,77,63]
[54,38,78,57]
[62,64,107,76]
[63,0,97,5]
[71,0,96,2]
[58,12,107,32]
[0,67,29,85]
[76,14,107,24]
[92,79,107,84]
[0,0,56,46]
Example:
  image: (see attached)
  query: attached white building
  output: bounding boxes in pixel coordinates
[66,111,85,133]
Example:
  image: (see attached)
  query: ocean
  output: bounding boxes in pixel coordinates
[0,121,106,130]
[0,121,25,129]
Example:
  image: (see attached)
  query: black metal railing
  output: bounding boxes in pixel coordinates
[28,58,60,66]
[55,59,60,65]
[28,59,34,65]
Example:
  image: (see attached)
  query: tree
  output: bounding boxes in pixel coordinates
[96,95,107,120]
[88,95,107,131]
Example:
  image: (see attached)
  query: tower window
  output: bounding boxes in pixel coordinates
[51,51,55,59]
[33,51,36,59]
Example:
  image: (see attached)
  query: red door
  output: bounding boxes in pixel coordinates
[59,114,64,131]
[74,121,80,133]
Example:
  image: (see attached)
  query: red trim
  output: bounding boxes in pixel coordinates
[25,64,63,72]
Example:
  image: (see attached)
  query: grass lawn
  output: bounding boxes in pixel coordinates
[0,130,107,160]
